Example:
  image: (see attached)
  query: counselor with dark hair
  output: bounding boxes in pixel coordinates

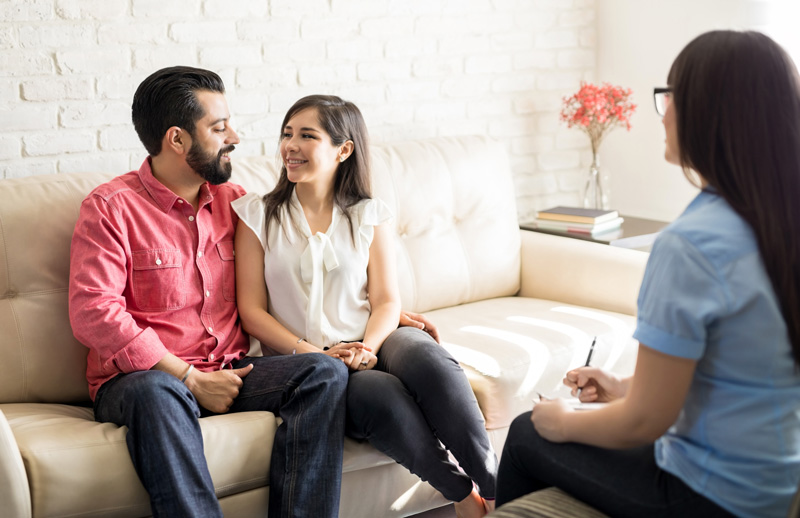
[495,30,800,518]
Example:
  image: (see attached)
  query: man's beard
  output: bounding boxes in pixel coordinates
[186,140,235,185]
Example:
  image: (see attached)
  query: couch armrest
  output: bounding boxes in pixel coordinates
[0,409,31,518]
[519,230,648,316]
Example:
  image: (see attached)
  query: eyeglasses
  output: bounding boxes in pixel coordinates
[653,88,672,117]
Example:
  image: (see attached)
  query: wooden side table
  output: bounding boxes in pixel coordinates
[520,215,669,251]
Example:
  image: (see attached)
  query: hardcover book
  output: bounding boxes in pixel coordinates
[535,206,619,224]
[534,216,624,235]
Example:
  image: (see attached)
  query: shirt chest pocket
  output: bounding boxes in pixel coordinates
[216,241,236,302]
[131,249,186,311]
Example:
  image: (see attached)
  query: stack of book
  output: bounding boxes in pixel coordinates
[534,206,623,235]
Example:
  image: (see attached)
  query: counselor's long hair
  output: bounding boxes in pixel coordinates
[668,30,800,364]
[263,95,371,245]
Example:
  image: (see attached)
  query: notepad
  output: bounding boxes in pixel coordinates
[533,395,608,411]
[564,398,607,411]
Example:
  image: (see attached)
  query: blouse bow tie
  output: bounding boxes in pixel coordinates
[300,232,340,284]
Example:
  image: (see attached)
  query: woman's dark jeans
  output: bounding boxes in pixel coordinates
[345,326,498,502]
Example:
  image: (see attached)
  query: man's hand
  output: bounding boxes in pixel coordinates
[399,310,440,343]
[184,364,253,414]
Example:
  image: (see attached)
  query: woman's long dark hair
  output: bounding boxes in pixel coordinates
[263,94,371,245]
[668,30,800,364]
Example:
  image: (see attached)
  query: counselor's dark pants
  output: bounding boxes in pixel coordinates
[346,327,498,502]
[94,354,349,518]
[496,412,734,517]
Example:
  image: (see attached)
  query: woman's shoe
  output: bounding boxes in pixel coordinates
[454,489,486,518]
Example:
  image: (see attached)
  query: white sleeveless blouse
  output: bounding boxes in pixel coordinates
[231,190,392,349]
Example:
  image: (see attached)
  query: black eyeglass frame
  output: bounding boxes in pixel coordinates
[653,87,672,117]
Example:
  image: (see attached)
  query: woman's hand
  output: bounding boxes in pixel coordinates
[530,398,572,442]
[343,342,377,371]
[399,310,440,343]
[563,367,628,402]
[322,342,362,363]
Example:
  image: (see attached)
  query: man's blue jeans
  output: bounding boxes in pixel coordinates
[94,353,349,518]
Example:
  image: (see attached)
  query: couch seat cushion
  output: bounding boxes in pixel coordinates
[2,403,276,518]
[429,297,639,430]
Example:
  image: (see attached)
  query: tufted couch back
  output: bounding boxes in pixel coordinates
[0,135,521,405]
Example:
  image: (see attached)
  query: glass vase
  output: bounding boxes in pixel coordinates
[582,153,609,210]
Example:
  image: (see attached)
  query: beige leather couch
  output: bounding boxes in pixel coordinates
[0,135,648,518]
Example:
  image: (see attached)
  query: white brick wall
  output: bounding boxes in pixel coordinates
[0,0,598,221]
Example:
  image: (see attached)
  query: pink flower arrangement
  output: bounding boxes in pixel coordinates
[560,82,636,158]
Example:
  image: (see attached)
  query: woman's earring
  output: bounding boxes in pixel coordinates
[340,156,346,162]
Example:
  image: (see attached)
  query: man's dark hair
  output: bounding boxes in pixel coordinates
[132,66,225,156]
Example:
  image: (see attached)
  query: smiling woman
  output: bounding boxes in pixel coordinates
[232,95,500,518]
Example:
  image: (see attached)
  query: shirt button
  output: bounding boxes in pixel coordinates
[209,353,215,361]
[188,216,195,222]
[197,251,203,258]
[207,326,213,333]
[155,258,162,265]
[177,200,184,204]
[205,290,210,297]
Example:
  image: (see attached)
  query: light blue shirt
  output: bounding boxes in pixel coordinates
[634,190,800,518]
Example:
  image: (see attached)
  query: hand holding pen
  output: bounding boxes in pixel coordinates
[563,336,630,402]
[577,336,596,396]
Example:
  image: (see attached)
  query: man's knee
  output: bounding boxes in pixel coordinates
[303,354,349,391]
[123,371,194,411]
[96,370,199,425]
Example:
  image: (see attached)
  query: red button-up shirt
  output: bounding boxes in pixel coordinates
[69,158,249,401]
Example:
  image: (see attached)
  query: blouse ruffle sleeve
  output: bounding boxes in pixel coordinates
[356,197,393,250]
[231,192,267,250]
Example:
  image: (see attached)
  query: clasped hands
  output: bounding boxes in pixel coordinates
[323,342,377,371]
[184,341,377,415]
[530,367,627,442]
[183,342,375,416]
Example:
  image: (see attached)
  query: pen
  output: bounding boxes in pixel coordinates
[578,336,596,396]
[584,336,596,367]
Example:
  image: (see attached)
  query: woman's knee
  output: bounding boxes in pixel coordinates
[502,411,548,462]
[383,328,456,368]
[346,371,408,437]
[347,371,405,416]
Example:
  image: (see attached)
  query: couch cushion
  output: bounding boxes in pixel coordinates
[0,172,115,404]
[2,403,276,518]
[428,297,639,430]
[231,135,522,314]
[368,136,521,313]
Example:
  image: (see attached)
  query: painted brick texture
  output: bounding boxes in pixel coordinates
[0,0,596,220]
